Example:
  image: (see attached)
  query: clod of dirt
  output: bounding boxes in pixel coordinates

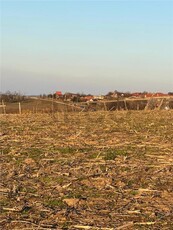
[63,198,79,207]
[24,158,36,165]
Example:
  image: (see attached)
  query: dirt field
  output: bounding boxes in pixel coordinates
[0,111,173,229]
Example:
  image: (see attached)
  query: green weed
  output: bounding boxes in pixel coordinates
[104,149,127,160]
[44,199,65,209]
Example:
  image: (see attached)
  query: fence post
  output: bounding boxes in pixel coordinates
[2,100,6,114]
[103,102,107,111]
[52,97,54,114]
[19,102,22,114]
[124,99,128,110]
[157,99,164,110]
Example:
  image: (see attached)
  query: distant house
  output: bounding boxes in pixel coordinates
[93,95,104,100]
[64,93,79,101]
[144,93,153,98]
[154,93,168,97]
[85,96,94,102]
[144,93,168,98]
[55,91,63,99]
[131,92,142,98]
[56,91,62,96]
[80,95,94,102]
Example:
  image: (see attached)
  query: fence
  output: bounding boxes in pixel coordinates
[1,97,173,114]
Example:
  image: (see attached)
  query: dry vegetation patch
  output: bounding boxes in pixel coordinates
[0,111,173,229]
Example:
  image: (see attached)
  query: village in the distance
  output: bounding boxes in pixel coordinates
[41,90,173,102]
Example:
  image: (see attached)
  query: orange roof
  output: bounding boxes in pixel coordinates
[56,91,62,95]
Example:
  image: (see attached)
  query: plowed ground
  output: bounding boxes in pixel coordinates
[1,111,173,229]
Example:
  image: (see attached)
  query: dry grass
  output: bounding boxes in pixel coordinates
[0,110,173,229]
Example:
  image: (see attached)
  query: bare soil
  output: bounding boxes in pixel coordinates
[0,111,173,229]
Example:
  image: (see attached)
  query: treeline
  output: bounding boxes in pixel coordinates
[0,91,26,103]
[39,93,58,99]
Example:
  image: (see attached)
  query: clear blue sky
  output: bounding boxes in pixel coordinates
[1,0,173,95]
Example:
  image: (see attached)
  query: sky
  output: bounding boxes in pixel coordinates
[1,0,173,95]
